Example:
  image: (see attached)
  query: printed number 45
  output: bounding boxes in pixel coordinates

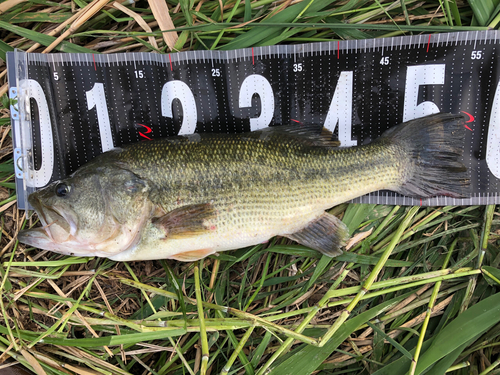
[380,57,390,65]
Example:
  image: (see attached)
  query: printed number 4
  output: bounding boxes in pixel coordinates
[293,63,303,72]
[380,57,390,65]
[471,51,482,60]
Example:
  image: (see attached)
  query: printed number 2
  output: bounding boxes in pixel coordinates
[380,57,390,65]
[471,51,482,60]
[293,63,303,72]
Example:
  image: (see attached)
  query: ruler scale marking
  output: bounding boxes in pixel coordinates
[8,31,500,208]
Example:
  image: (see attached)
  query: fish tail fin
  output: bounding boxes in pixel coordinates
[382,113,470,198]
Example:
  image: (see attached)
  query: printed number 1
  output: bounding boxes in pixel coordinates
[86,83,114,152]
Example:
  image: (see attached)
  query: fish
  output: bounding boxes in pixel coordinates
[18,113,469,262]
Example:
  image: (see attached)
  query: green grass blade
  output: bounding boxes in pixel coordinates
[0,39,13,62]
[342,203,377,233]
[220,0,326,50]
[0,21,96,53]
[413,291,500,374]
[366,321,413,360]
[162,261,187,328]
[266,292,411,375]
[482,266,500,286]
[250,330,273,368]
[429,336,480,375]
[468,0,498,25]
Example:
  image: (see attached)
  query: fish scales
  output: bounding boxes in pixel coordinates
[116,133,402,232]
[18,113,469,261]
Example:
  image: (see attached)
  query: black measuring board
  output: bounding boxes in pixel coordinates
[7,31,500,209]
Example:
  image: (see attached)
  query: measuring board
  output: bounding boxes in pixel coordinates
[7,31,500,210]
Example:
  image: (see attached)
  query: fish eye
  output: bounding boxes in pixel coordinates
[55,183,70,197]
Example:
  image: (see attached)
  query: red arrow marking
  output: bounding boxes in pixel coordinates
[460,111,474,131]
[426,34,431,52]
[168,54,173,71]
[138,123,152,140]
[92,54,97,71]
[461,111,474,123]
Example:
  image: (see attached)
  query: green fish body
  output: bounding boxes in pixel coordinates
[18,113,469,261]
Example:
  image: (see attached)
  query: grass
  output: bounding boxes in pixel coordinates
[0,0,500,374]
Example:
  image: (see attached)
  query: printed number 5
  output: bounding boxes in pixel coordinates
[471,51,482,60]
[293,63,302,72]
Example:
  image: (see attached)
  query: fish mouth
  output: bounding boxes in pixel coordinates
[17,227,62,252]
[23,193,78,244]
[17,226,85,257]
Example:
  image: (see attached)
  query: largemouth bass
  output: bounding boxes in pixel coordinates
[18,113,469,261]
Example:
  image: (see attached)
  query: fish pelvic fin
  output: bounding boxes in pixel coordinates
[382,113,470,198]
[153,203,217,239]
[284,212,349,257]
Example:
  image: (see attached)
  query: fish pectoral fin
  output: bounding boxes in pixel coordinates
[284,212,349,257]
[152,203,217,239]
[169,248,215,261]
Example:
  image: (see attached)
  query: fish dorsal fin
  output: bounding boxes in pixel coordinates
[283,212,349,257]
[152,203,217,239]
[256,125,341,147]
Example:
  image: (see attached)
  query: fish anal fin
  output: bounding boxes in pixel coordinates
[153,203,217,239]
[170,248,215,261]
[284,212,349,257]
